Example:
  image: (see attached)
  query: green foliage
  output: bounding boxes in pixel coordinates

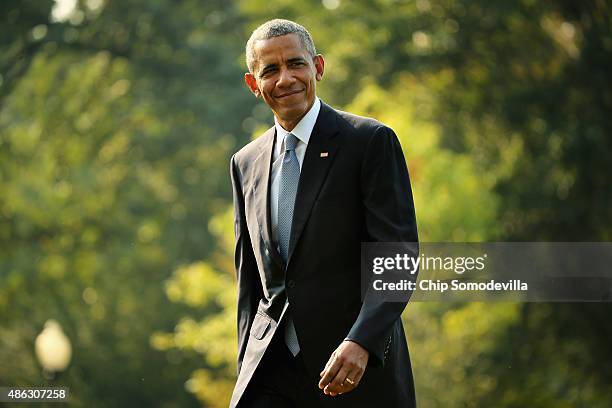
[345,77,500,242]
[1,0,251,406]
[152,209,238,408]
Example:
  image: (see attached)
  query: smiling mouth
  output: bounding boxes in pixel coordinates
[276,89,304,98]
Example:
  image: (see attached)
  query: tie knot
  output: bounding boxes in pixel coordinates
[285,133,299,151]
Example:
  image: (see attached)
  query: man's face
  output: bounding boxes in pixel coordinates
[245,33,324,129]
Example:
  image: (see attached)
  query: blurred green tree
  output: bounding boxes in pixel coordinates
[1,0,255,406]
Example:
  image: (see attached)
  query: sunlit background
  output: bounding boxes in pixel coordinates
[1,0,611,407]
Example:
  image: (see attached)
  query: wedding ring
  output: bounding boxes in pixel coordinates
[344,377,355,386]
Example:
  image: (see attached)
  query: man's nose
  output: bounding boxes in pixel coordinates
[277,67,295,87]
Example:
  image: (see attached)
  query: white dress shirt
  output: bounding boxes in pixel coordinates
[270,97,321,246]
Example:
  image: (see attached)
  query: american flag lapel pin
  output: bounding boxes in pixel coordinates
[320,152,329,158]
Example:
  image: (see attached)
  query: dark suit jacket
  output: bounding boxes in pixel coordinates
[229,101,419,408]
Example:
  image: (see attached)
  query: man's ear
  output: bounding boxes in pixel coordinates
[244,73,260,97]
[314,55,325,81]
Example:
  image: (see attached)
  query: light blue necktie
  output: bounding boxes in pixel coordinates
[278,133,300,356]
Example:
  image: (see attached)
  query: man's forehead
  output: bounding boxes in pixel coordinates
[253,34,309,62]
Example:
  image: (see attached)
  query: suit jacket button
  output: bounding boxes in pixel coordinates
[265,248,270,256]
[287,280,296,288]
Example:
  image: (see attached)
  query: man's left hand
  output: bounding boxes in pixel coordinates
[318,340,369,396]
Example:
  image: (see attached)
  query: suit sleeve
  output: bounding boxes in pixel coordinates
[230,154,264,375]
[345,125,419,367]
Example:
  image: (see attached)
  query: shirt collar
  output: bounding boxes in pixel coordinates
[274,97,321,148]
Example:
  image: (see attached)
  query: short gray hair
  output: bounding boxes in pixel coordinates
[246,19,317,73]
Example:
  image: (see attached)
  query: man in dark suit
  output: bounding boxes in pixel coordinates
[229,19,419,408]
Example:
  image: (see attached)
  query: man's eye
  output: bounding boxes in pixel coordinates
[262,67,279,75]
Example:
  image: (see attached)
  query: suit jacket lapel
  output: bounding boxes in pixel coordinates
[252,127,284,269]
[288,102,341,263]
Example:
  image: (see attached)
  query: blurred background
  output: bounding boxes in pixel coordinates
[1,0,611,407]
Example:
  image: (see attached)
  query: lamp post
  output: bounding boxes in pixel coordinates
[35,320,72,380]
